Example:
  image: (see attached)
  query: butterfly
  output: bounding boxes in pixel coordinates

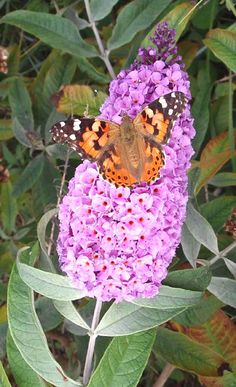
[50,91,187,188]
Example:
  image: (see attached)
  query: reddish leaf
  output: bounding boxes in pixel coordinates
[196,131,236,193]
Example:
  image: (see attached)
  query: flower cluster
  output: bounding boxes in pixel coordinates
[57,23,195,302]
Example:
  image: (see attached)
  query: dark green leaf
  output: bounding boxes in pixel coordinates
[35,297,63,331]
[201,196,236,231]
[8,246,82,386]
[191,69,212,156]
[155,327,226,376]
[181,223,201,267]
[209,172,236,187]
[88,330,156,387]
[1,181,17,233]
[11,117,32,147]
[174,295,223,327]
[8,77,34,129]
[108,0,172,50]
[7,332,46,387]
[0,360,11,387]
[12,154,44,197]
[185,203,219,254]
[208,276,236,308]
[204,29,236,72]
[90,0,120,21]
[164,266,212,291]
[1,11,98,58]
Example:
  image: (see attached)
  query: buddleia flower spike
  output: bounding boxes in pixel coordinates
[56,22,195,302]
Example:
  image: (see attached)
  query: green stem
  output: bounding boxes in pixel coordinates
[209,240,236,266]
[228,69,236,172]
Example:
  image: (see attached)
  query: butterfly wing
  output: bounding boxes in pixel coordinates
[50,116,119,161]
[134,91,187,144]
[98,144,137,187]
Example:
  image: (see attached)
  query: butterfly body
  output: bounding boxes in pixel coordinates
[50,92,187,187]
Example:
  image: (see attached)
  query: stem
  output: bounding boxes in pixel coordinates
[153,363,175,387]
[83,300,103,385]
[228,69,236,172]
[47,150,70,257]
[209,240,236,266]
[84,0,115,79]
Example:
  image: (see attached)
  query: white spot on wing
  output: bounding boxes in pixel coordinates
[69,134,76,140]
[171,92,176,98]
[159,97,167,109]
[168,109,173,115]
[60,122,65,127]
[73,119,81,131]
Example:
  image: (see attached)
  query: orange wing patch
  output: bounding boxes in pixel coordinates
[141,143,165,183]
[136,107,170,143]
[98,146,136,187]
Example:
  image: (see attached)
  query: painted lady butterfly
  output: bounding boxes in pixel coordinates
[50,92,187,187]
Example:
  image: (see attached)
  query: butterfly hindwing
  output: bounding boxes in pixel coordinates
[50,116,119,161]
[134,91,187,144]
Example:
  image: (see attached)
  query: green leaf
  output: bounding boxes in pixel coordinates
[1,181,17,233]
[191,68,212,156]
[37,208,58,272]
[53,300,89,330]
[208,276,236,308]
[7,332,46,387]
[204,29,236,72]
[0,119,13,140]
[224,258,236,278]
[90,0,120,21]
[32,156,60,216]
[76,57,110,84]
[200,196,236,232]
[185,203,219,254]
[1,11,98,58]
[155,327,226,376]
[8,77,34,129]
[0,360,11,387]
[88,330,156,387]
[33,52,77,128]
[8,247,82,386]
[96,302,188,337]
[161,2,193,41]
[107,0,172,50]
[35,297,63,331]
[181,223,201,267]
[174,295,223,327]
[209,172,236,187]
[12,154,44,197]
[52,84,107,116]
[11,117,32,147]
[16,253,85,301]
[164,266,212,292]
[131,286,202,309]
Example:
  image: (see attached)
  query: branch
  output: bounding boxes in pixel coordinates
[84,0,116,79]
[47,150,70,257]
[83,300,103,385]
[153,363,175,387]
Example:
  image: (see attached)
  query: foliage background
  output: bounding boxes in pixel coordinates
[0,0,236,386]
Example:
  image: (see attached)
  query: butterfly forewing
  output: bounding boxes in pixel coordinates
[134,91,187,144]
[50,116,119,161]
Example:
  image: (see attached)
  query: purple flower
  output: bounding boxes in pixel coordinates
[57,23,195,302]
